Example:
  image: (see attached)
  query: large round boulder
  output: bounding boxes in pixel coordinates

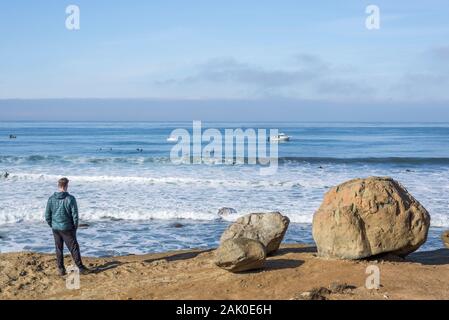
[220,212,290,254]
[214,238,266,272]
[312,177,430,259]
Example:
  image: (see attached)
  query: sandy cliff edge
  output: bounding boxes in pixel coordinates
[1,244,449,300]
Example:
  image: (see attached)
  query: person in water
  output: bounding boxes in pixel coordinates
[45,177,89,276]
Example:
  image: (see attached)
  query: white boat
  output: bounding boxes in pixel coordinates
[269,133,291,142]
[166,136,178,142]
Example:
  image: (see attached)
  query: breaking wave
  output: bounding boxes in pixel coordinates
[2,155,449,166]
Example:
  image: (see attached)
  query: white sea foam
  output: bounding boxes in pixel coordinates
[1,165,449,227]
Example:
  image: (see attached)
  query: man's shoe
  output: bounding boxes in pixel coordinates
[78,265,90,275]
[58,268,67,276]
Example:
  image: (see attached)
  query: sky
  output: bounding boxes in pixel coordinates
[0,1,449,121]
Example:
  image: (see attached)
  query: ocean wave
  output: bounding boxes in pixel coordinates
[4,172,312,189]
[1,171,449,227]
[0,155,172,165]
[277,157,449,165]
[1,207,449,227]
[3,155,449,166]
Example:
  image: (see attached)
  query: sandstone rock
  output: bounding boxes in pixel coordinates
[218,207,237,217]
[220,212,290,254]
[214,238,266,272]
[442,231,449,248]
[312,177,430,259]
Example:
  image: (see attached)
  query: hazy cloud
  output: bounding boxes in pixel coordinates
[156,54,373,100]
[392,72,449,101]
[294,54,330,70]
[390,46,449,101]
[158,57,318,88]
[431,46,449,60]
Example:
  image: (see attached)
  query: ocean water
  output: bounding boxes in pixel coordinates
[1,121,448,256]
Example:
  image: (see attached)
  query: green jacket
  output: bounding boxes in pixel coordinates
[45,192,79,230]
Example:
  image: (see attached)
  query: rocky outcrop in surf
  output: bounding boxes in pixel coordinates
[217,207,237,218]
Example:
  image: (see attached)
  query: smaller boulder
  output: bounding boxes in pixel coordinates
[220,212,290,254]
[442,231,449,249]
[214,238,266,272]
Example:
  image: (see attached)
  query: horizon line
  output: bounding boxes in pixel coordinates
[1,97,449,105]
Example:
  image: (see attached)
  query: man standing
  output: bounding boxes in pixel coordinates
[45,177,89,276]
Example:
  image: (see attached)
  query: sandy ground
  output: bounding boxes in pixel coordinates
[1,244,449,300]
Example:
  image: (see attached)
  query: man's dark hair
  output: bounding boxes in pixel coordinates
[58,177,69,189]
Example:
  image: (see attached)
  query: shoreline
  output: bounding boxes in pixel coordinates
[0,220,446,257]
[1,244,449,300]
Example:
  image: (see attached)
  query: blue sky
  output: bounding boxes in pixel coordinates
[0,1,449,120]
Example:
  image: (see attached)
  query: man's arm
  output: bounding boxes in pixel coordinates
[71,197,79,229]
[45,198,52,228]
